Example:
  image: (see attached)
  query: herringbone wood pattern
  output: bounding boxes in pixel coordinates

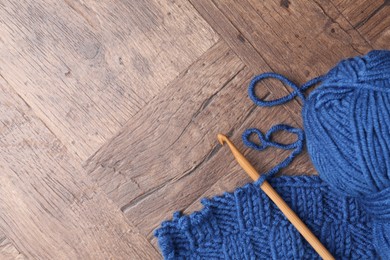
[0,0,388,258]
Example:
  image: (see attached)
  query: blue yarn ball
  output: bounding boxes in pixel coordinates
[303,50,390,257]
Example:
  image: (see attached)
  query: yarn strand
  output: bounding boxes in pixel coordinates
[242,125,304,185]
[248,72,323,106]
[244,72,323,183]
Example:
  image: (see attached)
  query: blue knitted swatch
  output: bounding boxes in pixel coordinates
[155,176,377,259]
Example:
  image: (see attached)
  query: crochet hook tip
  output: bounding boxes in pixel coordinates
[217,134,228,145]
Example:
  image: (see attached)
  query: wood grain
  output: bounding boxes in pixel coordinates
[0,232,25,260]
[86,40,316,239]
[373,25,390,49]
[86,41,250,207]
[0,0,217,160]
[331,0,384,26]
[352,7,390,49]
[0,78,159,258]
[191,0,371,76]
[331,0,389,49]
[1,0,389,258]
[187,0,307,123]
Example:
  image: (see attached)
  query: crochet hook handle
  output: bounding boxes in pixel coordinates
[217,134,335,260]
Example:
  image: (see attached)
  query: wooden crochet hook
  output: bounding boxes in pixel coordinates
[217,134,335,260]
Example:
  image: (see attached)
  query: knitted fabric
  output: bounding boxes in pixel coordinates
[155,176,377,259]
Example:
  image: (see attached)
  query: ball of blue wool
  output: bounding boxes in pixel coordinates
[303,50,390,258]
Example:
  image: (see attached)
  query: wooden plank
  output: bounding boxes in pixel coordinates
[0,232,25,260]
[0,77,159,258]
[85,41,250,208]
[187,0,307,123]
[330,0,390,48]
[189,0,372,83]
[212,0,369,70]
[186,0,373,148]
[184,162,251,214]
[331,0,383,26]
[85,40,315,239]
[372,24,390,49]
[0,0,218,160]
[124,99,315,239]
[352,3,390,49]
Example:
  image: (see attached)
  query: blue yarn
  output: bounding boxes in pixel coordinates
[245,72,321,186]
[248,72,323,106]
[155,50,390,259]
[155,176,377,259]
[242,124,304,186]
[302,50,390,258]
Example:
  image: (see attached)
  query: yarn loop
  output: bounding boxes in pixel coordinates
[248,72,323,106]
[242,124,304,185]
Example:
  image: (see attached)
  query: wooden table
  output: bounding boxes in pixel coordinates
[0,0,388,258]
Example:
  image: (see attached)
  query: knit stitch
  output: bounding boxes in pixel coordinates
[155,176,377,259]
